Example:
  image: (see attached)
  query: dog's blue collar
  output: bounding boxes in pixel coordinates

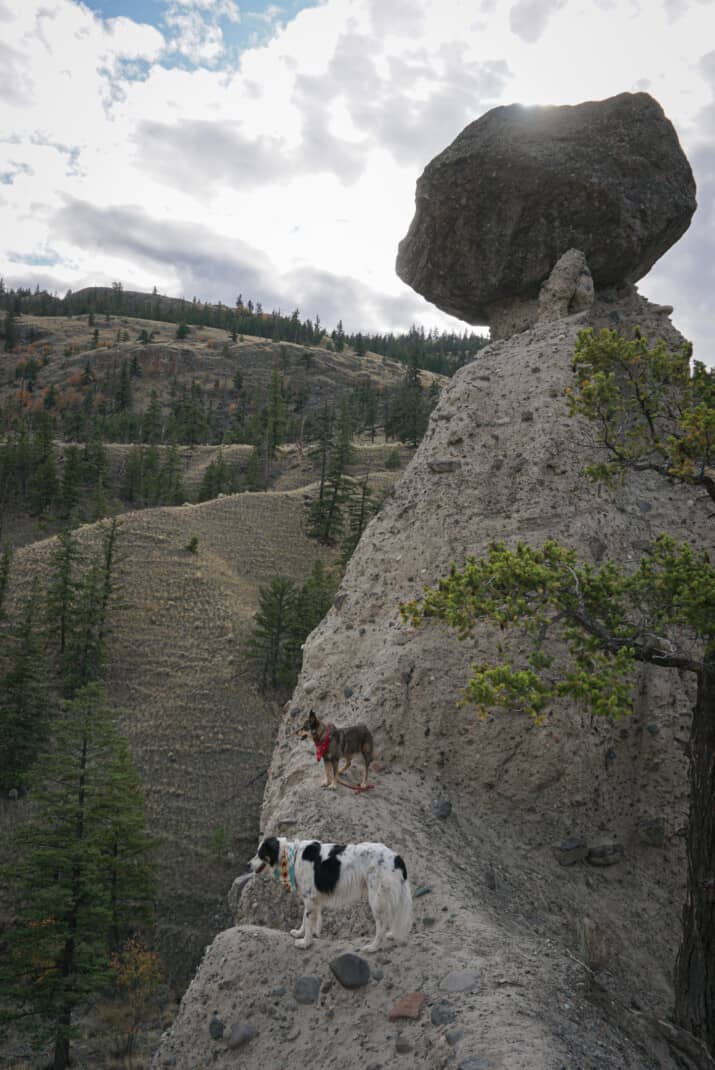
[272,843,297,893]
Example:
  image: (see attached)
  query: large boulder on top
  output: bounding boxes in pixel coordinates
[396,92,696,329]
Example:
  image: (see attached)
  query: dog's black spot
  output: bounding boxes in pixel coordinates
[314,854,342,894]
[394,855,407,881]
[258,837,280,867]
[302,841,345,894]
[302,841,321,863]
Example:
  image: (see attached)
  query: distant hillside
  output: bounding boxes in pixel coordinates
[0,283,489,375]
[0,311,432,545]
[1,310,438,434]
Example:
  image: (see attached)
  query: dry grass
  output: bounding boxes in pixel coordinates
[5,313,436,421]
[4,488,339,988]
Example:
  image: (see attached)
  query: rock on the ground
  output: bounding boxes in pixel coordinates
[225,1022,258,1049]
[293,975,321,1004]
[587,841,625,866]
[440,969,481,994]
[329,953,371,989]
[396,92,695,330]
[389,992,427,1020]
[551,835,589,866]
[431,798,452,819]
[431,1002,457,1026]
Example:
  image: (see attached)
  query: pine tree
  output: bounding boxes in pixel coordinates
[307,399,355,544]
[141,445,161,505]
[61,519,119,697]
[341,472,379,563]
[198,452,234,501]
[244,576,298,689]
[387,357,431,447]
[257,370,287,484]
[0,684,156,1070]
[0,582,50,791]
[91,475,109,521]
[121,446,144,504]
[46,528,79,657]
[3,308,17,351]
[115,360,132,414]
[0,544,11,620]
[244,447,264,491]
[159,443,185,504]
[101,737,157,949]
[142,389,163,444]
[289,560,337,668]
[308,403,335,509]
[60,445,83,521]
[28,414,59,515]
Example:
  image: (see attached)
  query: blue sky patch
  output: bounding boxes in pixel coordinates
[8,251,61,267]
[83,0,321,57]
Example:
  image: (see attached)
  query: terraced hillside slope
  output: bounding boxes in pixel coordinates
[1,312,441,547]
[1,489,336,987]
[1,311,437,992]
[5,311,420,417]
[154,289,711,1070]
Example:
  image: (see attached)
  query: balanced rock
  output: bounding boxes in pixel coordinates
[396,92,696,333]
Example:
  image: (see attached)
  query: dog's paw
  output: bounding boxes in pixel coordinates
[289,929,304,939]
[294,938,312,949]
[321,782,331,789]
[327,783,337,791]
[361,942,380,953]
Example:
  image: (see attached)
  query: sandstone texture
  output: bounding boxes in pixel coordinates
[396,92,696,328]
[153,290,709,1070]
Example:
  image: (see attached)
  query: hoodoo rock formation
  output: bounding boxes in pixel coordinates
[396,92,696,336]
[154,97,705,1070]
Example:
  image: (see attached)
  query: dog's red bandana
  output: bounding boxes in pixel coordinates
[315,723,332,762]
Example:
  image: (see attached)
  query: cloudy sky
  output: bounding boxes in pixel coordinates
[1,0,713,356]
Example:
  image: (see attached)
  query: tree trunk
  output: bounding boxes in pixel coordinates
[53,1006,71,1069]
[674,658,715,1054]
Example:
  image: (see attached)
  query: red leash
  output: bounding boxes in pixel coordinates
[338,779,376,793]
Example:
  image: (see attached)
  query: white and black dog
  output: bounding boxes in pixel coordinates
[248,835,412,952]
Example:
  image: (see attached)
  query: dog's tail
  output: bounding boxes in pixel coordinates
[389,855,413,943]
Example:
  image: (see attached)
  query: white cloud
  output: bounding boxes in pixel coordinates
[0,0,713,356]
[0,42,34,107]
[508,0,566,43]
[168,0,241,19]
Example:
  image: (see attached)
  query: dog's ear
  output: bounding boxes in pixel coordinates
[309,710,318,726]
[258,836,280,866]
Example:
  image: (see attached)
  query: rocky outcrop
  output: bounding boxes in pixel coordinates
[537,248,594,323]
[154,95,702,1070]
[396,92,696,331]
[153,290,708,1070]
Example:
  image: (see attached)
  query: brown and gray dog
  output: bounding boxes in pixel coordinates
[298,709,374,789]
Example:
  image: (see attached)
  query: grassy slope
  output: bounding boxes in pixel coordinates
[1,315,418,982]
[5,313,442,420]
[4,489,337,986]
